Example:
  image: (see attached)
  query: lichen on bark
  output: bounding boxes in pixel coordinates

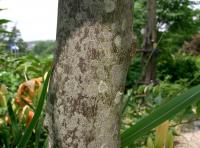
[45,0,134,147]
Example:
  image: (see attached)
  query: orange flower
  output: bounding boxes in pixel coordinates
[15,77,42,107]
[26,110,34,127]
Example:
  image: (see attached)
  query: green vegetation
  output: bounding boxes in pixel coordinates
[0,13,53,147]
[0,0,200,147]
[121,0,200,147]
[30,40,56,56]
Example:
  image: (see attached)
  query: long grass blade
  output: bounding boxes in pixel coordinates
[17,69,52,148]
[34,119,42,148]
[7,100,20,145]
[121,84,200,147]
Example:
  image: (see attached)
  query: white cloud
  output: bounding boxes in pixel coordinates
[0,0,58,41]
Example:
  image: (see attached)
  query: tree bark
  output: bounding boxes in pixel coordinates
[141,0,157,84]
[45,0,133,147]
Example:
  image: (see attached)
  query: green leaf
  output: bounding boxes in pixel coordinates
[17,69,52,148]
[0,19,10,25]
[43,137,49,148]
[7,100,20,145]
[121,84,200,147]
[147,137,154,148]
[34,119,42,148]
[0,123,10,147]
[197,102,200,116]
[0,107,7,116]
[166,131,174,148]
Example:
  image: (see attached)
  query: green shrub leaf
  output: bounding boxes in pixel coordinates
[121,84,200,147]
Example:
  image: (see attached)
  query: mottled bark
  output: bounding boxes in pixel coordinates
[45,0,133,147]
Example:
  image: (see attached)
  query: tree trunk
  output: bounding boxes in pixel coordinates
[45,0,133,147]
[141,0,157,84]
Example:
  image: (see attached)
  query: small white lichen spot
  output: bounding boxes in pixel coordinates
[101,144,109,148]
[114,91,123,104]
[48,140,51,148]
[98,81,108,94]
[114,35,122,49]
[67,137,72,143]
[111,23,117,31]
[104,0,116,13]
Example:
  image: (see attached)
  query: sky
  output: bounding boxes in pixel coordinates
[0,0,58,41]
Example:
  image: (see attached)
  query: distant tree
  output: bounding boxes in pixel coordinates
[126,0,200,87]
[133,0,200,50]
[157,0,200,52]
[0,25,27,52]
[0,17,10,50]
[32,40,56,55]
[7,26,27,52]
[0,9,27,52]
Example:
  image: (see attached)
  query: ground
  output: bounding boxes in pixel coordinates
[175,120,200,148]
